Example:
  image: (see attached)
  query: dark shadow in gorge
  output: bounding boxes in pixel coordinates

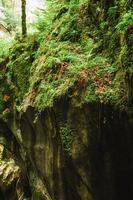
[90,105,133,200]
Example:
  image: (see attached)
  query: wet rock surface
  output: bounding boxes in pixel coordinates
[0,102,133,200]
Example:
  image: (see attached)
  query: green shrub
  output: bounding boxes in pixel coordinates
[116,11,133,32]
[108,6,119,18]
[0,39,12,57]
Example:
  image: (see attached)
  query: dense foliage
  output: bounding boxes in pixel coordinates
[0,0,133,117]
[0,0,19,33]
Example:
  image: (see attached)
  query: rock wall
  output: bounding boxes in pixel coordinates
[0,101,133,200]
[0,0,132,199]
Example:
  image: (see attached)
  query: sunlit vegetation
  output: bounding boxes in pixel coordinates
[0,0,132,116]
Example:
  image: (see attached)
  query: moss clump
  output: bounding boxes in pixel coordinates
[60,124,74,156]
[6,35,39,104]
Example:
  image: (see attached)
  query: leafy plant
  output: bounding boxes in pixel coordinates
[0,5,18,33]
[108,6,119,18]
[116,11,133,32]
[100,21,108,30]
[0,39,12,57]
[60,124,74,155]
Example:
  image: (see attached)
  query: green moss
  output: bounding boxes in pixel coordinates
[4,35,39,104]
[60,124,74,156]
[0,0,132,112]
[84,82,98,103]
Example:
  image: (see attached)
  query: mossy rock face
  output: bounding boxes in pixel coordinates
[0,0,132,112]
[0,144,20,199]
[0,1,132,199]
[20,0,132,111]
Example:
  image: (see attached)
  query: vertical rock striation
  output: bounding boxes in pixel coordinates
[1,101,133,199]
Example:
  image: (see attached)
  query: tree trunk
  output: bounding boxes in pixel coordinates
[21,0,27,36]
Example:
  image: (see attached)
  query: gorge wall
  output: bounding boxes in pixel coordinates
[0,0,133,199]
[0,101,133,200]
